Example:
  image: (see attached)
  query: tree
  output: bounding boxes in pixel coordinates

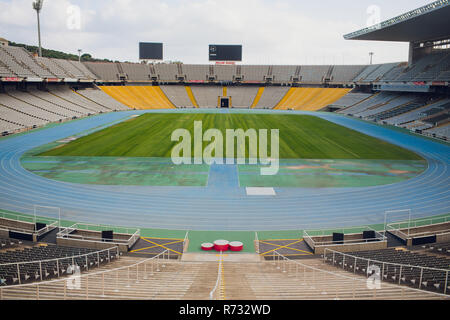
[8,41,113,62]
[81,53,92,61]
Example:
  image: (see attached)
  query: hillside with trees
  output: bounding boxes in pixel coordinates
[8,41,116,62]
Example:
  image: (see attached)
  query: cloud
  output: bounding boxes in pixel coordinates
[0,0,418,64]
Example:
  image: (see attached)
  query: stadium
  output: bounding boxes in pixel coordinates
[0,0,449,304]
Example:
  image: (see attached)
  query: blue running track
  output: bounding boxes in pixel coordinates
[0,110,448,231]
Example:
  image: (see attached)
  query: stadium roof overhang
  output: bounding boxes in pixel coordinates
[344,1,450,42]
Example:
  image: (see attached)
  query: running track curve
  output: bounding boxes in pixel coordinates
[0,110,448,231]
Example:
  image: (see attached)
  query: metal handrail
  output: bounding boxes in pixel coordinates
[254,231,260,254]
[0,225,35,234]
[324,248,449,295]
[0,246,118,268]
[0,212,36,224]
[0,212,60,238]
[303,226,382,237]
[209,252,223,300]
[57,232,132,245]
[305,236,385,247]
[272,250,450,298]
[303,226,386,246]
[127,230,141,248]
[386,216,450,237]
[323,248,450,273]
[35,221,58,237]
[57,223,141,247]
[182,231,189,253]
[0,249,169,293]
[64,222,140,235]
[56,227,76,237]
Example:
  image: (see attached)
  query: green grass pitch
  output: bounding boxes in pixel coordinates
[40,113,422,160]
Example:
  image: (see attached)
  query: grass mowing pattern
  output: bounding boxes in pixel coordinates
[40,113,422,160]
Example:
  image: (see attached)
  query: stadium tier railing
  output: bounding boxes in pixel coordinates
[57,223,140,249]
[35,221,59,238]
[182,231,189,254]
[270,250,449,299]
[386,216,450,244]
[64,222,140,236]
[254,231,260,254]
[302,226,387,254]
[323,248,449,295]
[0,212,59,241]
[386,215,450,236]
[0,221,58,237]
[0,211,57,225]
[303,226,386,246]
[0,246,119,286]
[0,250,170,300]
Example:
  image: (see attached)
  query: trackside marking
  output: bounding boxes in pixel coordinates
[130,239,184,253]
[141,237,183,255]
[258,239,313,256]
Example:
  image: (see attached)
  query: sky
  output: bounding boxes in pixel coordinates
[0,0,436,65]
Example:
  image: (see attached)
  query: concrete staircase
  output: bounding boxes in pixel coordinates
[0,256,209,300]
[242,258,446,300]
[1,255,448,300]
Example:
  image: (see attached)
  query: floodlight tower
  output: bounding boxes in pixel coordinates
[33,0,44,57]
[78,49,82,62]
[369,52,374,65]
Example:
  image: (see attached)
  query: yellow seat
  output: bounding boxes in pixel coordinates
[250,88,265,109]
[275,88,351,111]
[99,86,175,110]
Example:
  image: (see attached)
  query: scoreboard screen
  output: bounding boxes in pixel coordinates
[209,45,242,61]
[139,42,163,60]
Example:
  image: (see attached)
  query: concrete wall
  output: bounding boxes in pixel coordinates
[72,229,132,241]
[309,233,364,243]
[0,217,38,242]
[313,240,387,255]
[437,233,450,243]
[404,222,450,236]
[0,217,35,232]
[0,228,9,238]
[390,222,450,246]
[57,237,126,253]
[57,228,137,253]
